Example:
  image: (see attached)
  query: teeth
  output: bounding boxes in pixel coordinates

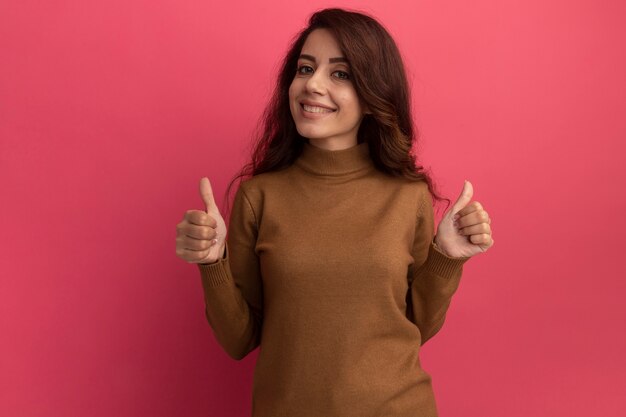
[303,104,334,113]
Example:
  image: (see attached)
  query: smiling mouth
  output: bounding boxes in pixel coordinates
[301,104,336,113]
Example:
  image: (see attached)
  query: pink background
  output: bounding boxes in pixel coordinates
[1,0,625,416]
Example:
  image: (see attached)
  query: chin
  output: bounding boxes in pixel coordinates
[295,125,325,140]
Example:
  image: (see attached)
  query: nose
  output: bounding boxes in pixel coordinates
[304,69,327,95]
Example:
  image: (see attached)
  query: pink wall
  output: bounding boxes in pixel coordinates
[1,0,625,416]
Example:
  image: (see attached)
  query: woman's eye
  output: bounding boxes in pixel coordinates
[333,70,350,80]
[297,65,314,75]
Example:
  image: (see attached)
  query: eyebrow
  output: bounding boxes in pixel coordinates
[299,54,349,64]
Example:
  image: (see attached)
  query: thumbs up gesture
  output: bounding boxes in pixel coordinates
[434,180,494,258]
[175,177,227,264]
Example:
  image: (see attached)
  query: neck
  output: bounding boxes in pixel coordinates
[294,140,375,177]
[307,137,358,151]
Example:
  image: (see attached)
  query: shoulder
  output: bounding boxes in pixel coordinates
[387,177,433,218]
[410,179,432,204]
[395,176,429,193]
[367,174,433,221]
[381,174,431,202]
[235,168,293,207]
[238,169,288,193]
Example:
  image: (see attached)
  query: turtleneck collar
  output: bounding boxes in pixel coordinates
[294,141,375,176]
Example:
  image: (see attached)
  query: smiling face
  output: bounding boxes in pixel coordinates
[288,28,366,150]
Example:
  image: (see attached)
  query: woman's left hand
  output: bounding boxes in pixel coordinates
[434,180,494,258]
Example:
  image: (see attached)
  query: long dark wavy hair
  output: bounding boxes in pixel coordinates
[223,7,451,214]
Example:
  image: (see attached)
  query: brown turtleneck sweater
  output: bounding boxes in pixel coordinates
[197,141,470,417]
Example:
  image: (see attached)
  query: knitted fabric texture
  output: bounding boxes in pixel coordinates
[197,141,470,417]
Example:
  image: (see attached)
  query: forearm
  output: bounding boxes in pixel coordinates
[197,246,262,360]
[409,241,468,345]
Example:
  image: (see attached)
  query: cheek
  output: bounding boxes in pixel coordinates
[288,83,298,114]
[289,80,299,109]
[337,92,363,116]
[288,77,302,100]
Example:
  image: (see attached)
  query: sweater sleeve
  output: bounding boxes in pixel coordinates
[406,186,470,346]
[196,184,263,360]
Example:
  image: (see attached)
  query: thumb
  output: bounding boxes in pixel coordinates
[450,180,473,215]
[199,177,219,213]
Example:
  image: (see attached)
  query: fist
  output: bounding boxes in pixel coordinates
[434,180,494,258]
[175,177,227,264]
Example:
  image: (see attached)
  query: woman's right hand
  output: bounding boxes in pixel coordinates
[175,177,227,264]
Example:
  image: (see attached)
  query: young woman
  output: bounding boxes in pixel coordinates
[175,7,493,417]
